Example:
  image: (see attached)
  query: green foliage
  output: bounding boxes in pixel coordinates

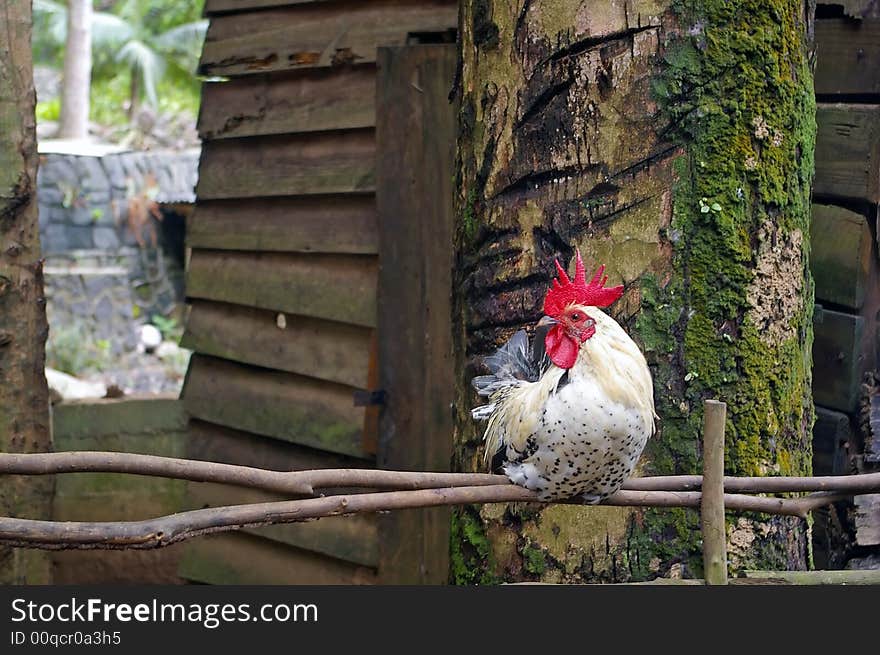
[521,544,547,575]
[150,314,182,343]
[46,323,113,376]
[36,98,61,122]
[32,0,206,128]
[450,506,499,585]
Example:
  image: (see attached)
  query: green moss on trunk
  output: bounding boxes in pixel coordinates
[630,0,815,575]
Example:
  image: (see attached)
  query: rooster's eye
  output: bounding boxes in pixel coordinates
[570,312,582,321]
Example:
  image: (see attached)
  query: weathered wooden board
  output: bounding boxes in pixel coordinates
[812,306,865,412]
[834,0,880,19]
[187,418,371,470]
[810,204,872,310]
[186,250,377,327]
[181,300,371,388]
[205,0,329,15]
[199,66,376,139]
[53,546,188,585]
[196,130,375,199]
[199,1,456,77]
[868,387,880,463]
[52,395,187,439]
[51,398,188,585]
[178,532,376,585]
[182,355,369,459]
[376,45,456,584]
[814,104,880,203]
[812,406,851,476]
[854,494,880,546]
[815,19,880,95]
[51,397,188,523]
[187,196,377,254]
[186,482,380,567]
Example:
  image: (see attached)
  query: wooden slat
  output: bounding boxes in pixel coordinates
[812,406,851,476]
[53,547,188,585]
[187,482,379,567]
[178,532,376,585]
[51,398,188,585]
[376,45,456,584]
[868,387,880,464]
[815,19,880,95]
[199,1,456,77]
[196,130,375,199]
[199,66,376,139]
[812,306,865,412]
[187,418,370,470]
[835,0,880,19]
[814,103,880,203]
[186,250,377,327]
[181,300,371,388]
[854,494,880,546]
[51,396,187,439]
[810,204,872,310]
[187,196,377,254]
[182,355,369,458]
[51,398,188,523]
[205,0,330,15]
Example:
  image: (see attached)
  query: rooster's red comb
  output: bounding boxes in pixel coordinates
[542,250,624,317]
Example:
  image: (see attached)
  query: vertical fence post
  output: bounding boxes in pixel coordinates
[701,399,728,585]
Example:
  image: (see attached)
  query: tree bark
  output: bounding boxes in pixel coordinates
[0,1,54,583]
[452,0,816,583]
[58,0,93,139]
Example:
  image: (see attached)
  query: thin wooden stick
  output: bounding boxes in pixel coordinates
[0,485,842,550]
[622,473,880,494]
[3,451,880,496]
[701,400,727,585]
[0,451,501,495]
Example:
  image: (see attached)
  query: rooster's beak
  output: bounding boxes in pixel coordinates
[537,316,558,327]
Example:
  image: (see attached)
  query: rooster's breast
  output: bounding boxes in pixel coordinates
[503,375,650,502]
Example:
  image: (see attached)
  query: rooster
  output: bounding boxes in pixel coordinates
[472,251,655,502]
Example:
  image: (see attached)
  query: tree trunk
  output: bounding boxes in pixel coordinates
[0,1,54,583]
[58,0,93,139]
[128,68,140,121]
[452,0,816,583]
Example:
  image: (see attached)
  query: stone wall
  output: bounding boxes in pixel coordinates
[43,249,182,356]
[36,146,197,374]
[37,147,198,253]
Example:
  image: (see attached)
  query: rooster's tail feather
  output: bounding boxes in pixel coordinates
[471,329,546,403]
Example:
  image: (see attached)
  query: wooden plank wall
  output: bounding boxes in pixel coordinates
[179,0,456,584]
[811,2,880,565]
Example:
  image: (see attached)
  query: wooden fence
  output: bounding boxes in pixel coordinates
[4,400,880,584]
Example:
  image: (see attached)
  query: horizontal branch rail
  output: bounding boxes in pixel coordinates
[2,451,879,495]
[0,451,501,495]
[0,449,875,550]
[0,486,849,550]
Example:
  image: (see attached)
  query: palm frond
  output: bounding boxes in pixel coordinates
[115,40,166,108]
[153,19,208,63]
[33,0,67,45]
[90,12,136,49]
